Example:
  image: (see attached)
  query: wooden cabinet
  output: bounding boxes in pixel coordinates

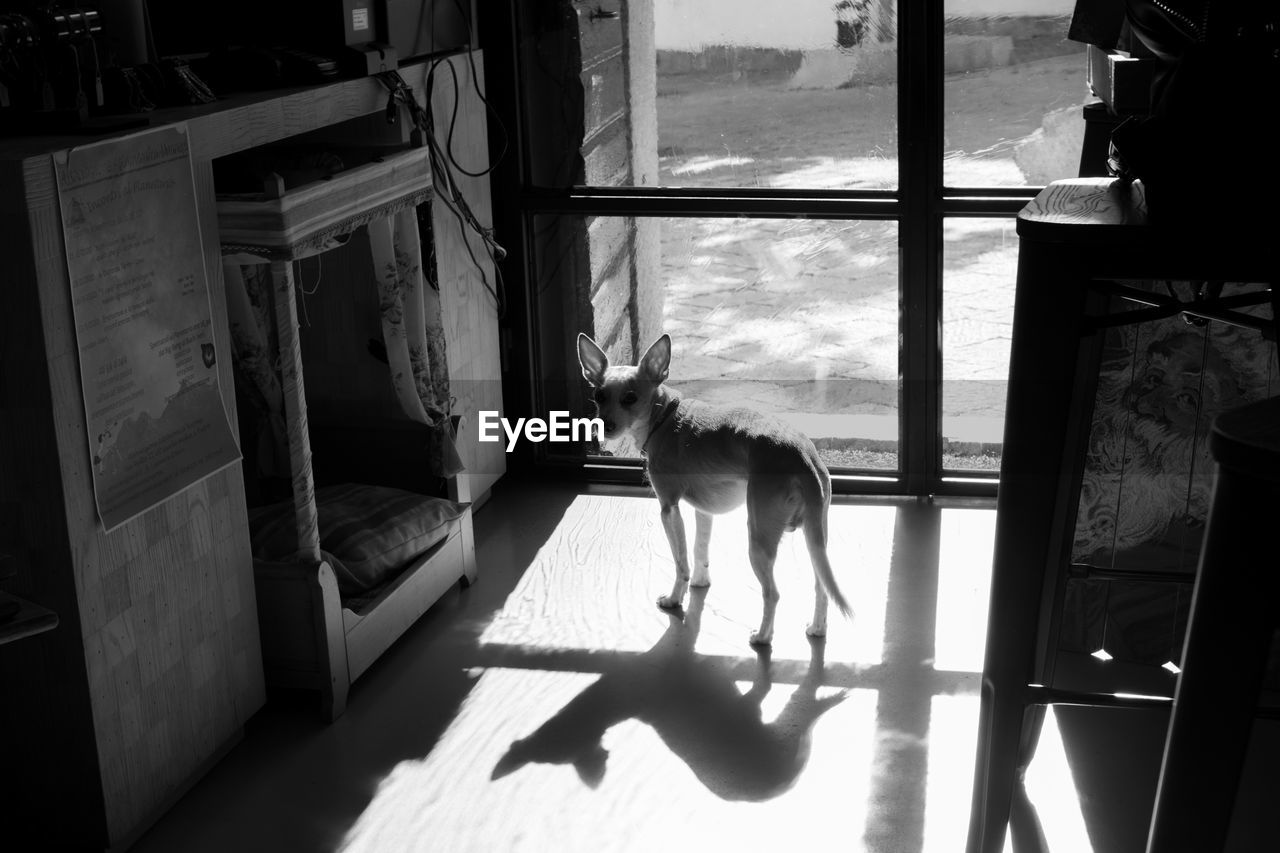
[0,51,502,849]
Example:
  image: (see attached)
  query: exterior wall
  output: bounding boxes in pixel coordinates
[526,0,662,428]
[577,0,637,363]
[625,0,664,355]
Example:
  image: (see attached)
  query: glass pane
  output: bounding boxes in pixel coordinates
[520,0,898,190]
[941,217,1016,472]
[942,2,1089,188]
[533,215,900,471]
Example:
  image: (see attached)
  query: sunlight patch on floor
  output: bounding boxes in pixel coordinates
[923,695,1017,853]
[339,667,881,853]
[933,508,996,673]
[1025,707,1095,852]
[923,694,980,853]
[478,493,895,665]
[341,493,1003,852]
[920,702,1095,853]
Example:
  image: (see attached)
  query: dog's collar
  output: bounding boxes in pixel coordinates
[640,396,680,456]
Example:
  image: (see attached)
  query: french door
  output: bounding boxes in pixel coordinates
[484,0,1088,496]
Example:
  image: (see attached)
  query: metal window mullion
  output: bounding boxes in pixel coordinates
[521,189,903,220]
[899,0,946,496]
[483,0,543,477]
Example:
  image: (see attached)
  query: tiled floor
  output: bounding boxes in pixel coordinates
[129,479,1279,853]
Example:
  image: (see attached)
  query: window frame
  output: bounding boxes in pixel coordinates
[484,1,1059,497]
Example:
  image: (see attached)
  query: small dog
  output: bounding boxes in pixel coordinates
[577,332,851,645]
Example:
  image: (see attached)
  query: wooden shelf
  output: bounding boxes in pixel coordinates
[0,591,58,645]
[217,143,434,258]
[0,57,442,163]
[0,49,501,846]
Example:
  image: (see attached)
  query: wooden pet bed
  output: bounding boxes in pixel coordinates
[218,142,477,721]
[250,420,477,722]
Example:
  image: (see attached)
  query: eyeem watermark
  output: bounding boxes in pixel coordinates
[478,411,603,451]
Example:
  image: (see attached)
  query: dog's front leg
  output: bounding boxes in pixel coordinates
[657,501,691,610]
[691,510,712,588]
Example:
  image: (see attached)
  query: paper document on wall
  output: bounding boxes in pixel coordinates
[55,125,240,532]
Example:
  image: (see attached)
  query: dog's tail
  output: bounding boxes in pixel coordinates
[801,460,852,619]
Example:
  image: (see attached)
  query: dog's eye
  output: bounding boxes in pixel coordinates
[621,391,638,407]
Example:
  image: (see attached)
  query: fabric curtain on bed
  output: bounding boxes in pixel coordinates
[224,209,462,483]
[225,261,290,482]
[368,210,464,477]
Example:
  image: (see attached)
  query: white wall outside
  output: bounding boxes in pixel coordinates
[653,0,1075,51]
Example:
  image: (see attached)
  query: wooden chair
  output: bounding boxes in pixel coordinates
[1146,396,1280,852]
[966,178,1279,853]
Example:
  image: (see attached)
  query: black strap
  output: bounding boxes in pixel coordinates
[640,397,680,456]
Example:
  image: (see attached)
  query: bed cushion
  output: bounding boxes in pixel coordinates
[248,483,468,595]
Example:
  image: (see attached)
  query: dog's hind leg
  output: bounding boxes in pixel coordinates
[807,563,832,638]
[657,500,691,610]
[746,530,782,646]
[808,574,830,639]
[802,509,851,639]
[691,510,712,588]
[805,516,832,638]
[746,488,788,646]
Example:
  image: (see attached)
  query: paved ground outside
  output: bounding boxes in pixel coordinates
[646,51,1087,471]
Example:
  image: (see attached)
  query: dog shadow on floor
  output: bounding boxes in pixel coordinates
[490,588,848,801]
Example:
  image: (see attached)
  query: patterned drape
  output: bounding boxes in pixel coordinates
[368,209,464,477]
[224,209,462,484]
[225,262,290,481]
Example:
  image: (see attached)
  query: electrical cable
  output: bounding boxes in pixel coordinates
[445,0,509,178]
[377,66,507,318]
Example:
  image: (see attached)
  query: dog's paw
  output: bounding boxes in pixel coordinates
[805,623,827,639]
[748,630,773,647]
[689,577,711,589]
[657,594,683,611]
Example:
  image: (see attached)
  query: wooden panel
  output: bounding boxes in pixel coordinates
[215,146,433,251]
[295,233,406,423]
[253,559,331,677]
[415,52,506,498]
[343,529,465,680]
[10,139,264,844]
[531,213,594,420]
[0,161,110,850]
[0,75,403,166]
[186,77,414,161]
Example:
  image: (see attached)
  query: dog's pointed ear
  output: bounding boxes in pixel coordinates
[490,739,529,780]
[577,333,608,386]
[638,334,671,383]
